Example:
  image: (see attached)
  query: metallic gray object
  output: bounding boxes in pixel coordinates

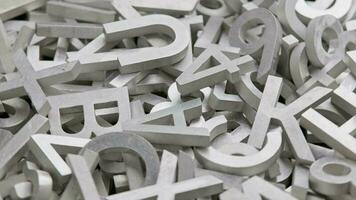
[54,38,69,62]
[331,73,356,116]
[156,150,178,186]
[295,0,352,23]
[0,50,80,115]
[36,22,103,39]
[177,150,195,182]
[0,174,27,198]
[0,114,48,179]
[194,167,245,190]
[196,0,234,21]
[151,83,214,119]
[66,33,116,64]
[242,176,297,200]
[291,165,309,200]
[248,75,332,164]
[9,181,32,200]
[309,156,356,197]
[289,43,310,88]
[103,14,190,73]
[177,17,255,95]
[208,81,244,112]
[0,98,32,133]
[220,188,248,200]
[273,158,293,185]
[241,0,275,8]
[278,35,299,80]
[344,50,356,77]
[76,14,190,73]
[195,127,283,176]
[223,0,242,13]
[125,0,198,16]
[81,0,199,16]
[28,134,90,187]
[305,15,344,67]
[123,99,210,146]
[0,129,12,150]
[113,174,129,193]
[66,154,101,200]
[109,70,173,95]
[83,132,160,187]
[315,98,347,126]
[176,50,254,94]
[301,108,356,161]
[0,0,46,21]
[48,87,130,138]
[46,1,116,24]
[59,132,160,200]
[296,59,346,95]
[22,161,53,200]
[0,0,354,198]
[26,45,66,71]
[12,25,35,51]
[229,8,282,84]
[0,19,15,73]
[106,174,223,200]
[122,153,144,189]
[162,16,200,77]
[195,129,282,175]
[277,0,307,40]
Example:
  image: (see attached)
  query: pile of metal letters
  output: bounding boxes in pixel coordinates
[0,0,356,199]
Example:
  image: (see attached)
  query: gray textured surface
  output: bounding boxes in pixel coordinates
[0,0,355,199]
